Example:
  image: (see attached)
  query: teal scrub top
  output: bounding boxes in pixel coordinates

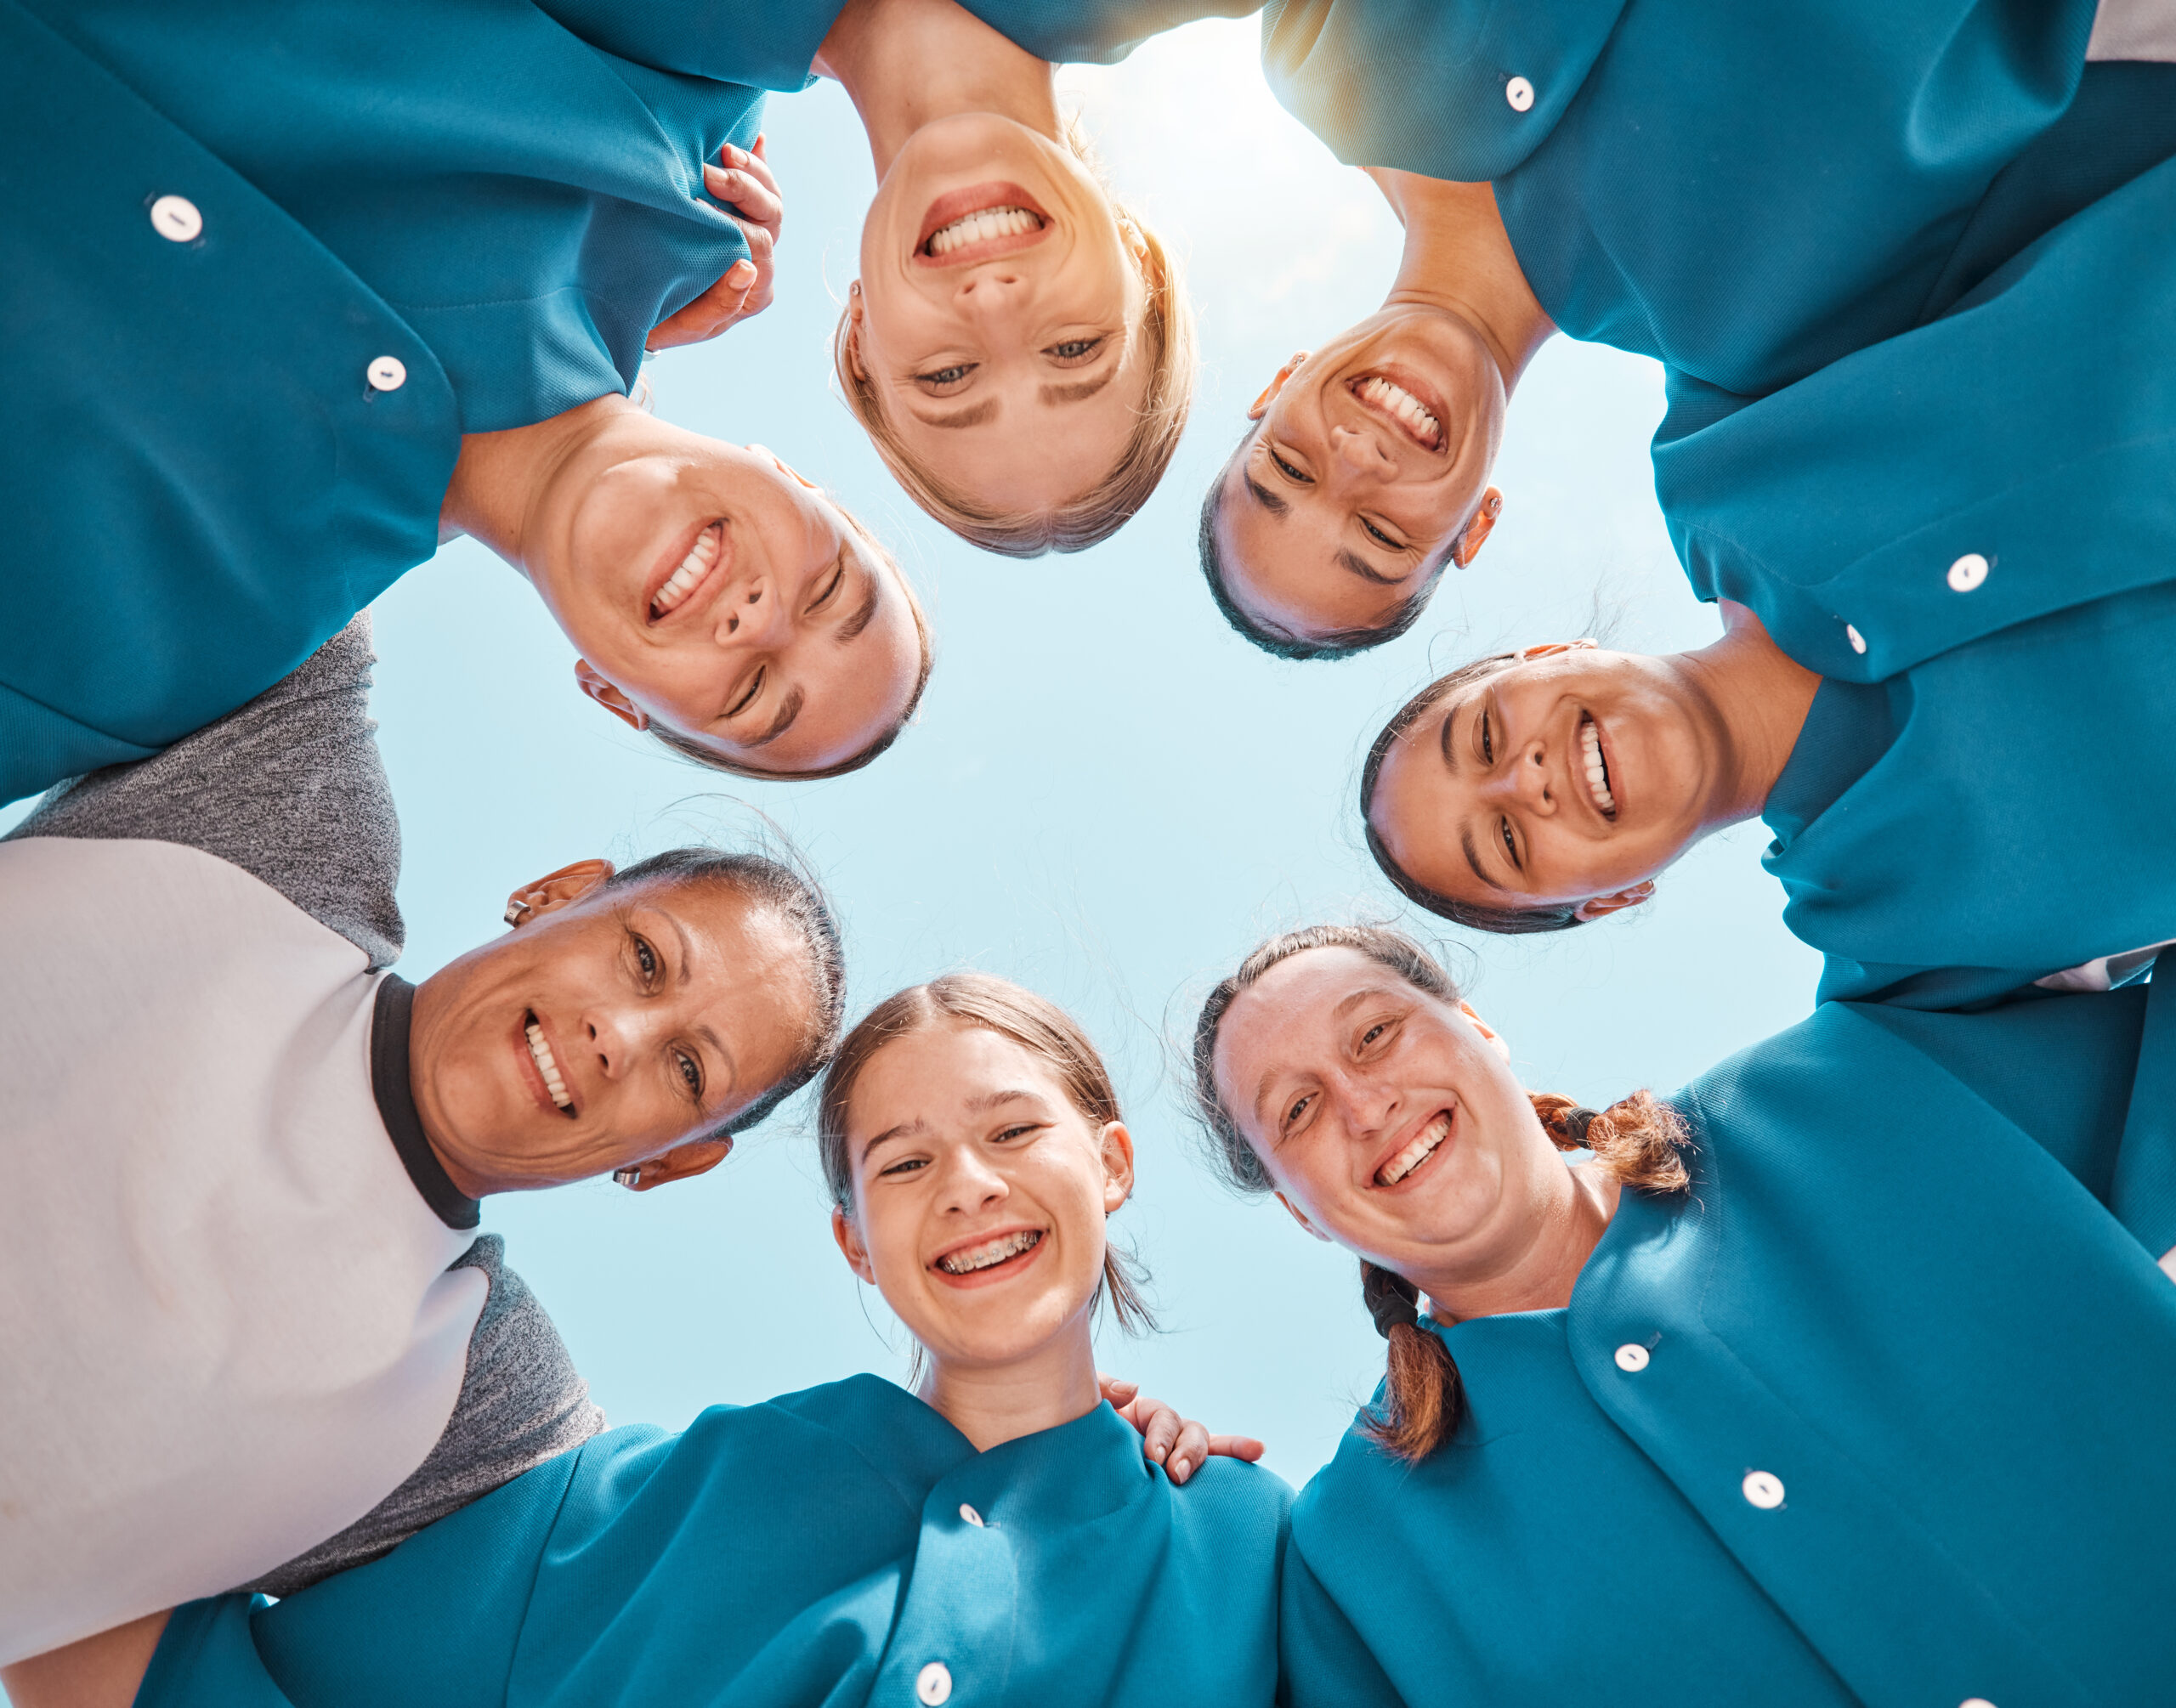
[1281,982,2176,1708]
[135,1378,1291,1708]
[1653,156,2176,1007]
[0,0,837,806]
[970,0,2156,399]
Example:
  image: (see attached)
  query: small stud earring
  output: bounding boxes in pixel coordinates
[504,899,533,926]
[613,1167,642,1190]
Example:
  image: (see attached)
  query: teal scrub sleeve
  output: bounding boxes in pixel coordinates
[1658,154,2176,684]
[2113,976,2176,1259]
[1276,1543,1402,1707]
[137,1599,293,1708]
[527,0,836,90]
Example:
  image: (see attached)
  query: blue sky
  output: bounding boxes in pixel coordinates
[10,19,1823,1506]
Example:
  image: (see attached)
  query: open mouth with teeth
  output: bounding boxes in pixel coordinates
[932,1228,1046,1279]
[915,182,1051,267]
[1352,374,1444,452]
[1578,714,1618,820]
[649,522,723,624]
[523,1012,576,1117]
[1376,1111,1452,1188]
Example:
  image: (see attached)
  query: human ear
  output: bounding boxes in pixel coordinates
[844,284,870,381]
[1456,1000,1514,1064]
[503,857,616,926]
[1247,353,1311,421]
[750,444,821,491]
[1515,637,1598,665]
[1098,1121,1136,1213]
[831,1204,877,1284]
[573,660,649,731]
[1573,880,1656,923]
[621,1135,733,1191]
[1450,487,1504,568]
[1272,1190,1332,1242]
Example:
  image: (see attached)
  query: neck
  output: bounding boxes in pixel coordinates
[1368,169,1556,390]
[439,394,622,568]
[1669,601,1824,828]
[814,0,1060,178]
[404,969,513,1202]
[917,1311,1103,1453]
[1415,1159,1620,1321]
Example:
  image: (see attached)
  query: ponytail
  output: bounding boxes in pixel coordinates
[1358,1089,1691,1462]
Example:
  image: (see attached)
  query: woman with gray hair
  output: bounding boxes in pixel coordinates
[0,614,847,1667]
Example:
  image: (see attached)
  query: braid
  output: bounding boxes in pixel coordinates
[1531,1090,1692,1195]
[1357,1262,1465,1462]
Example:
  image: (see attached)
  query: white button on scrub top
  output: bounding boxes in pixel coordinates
[1946,551,1990,592]
[1741,1470,1786,1509]
[1504,76,1536,111]
[958,1503,983,1527]
[150,195,202,242]
[1844,623,1867,655]
[1613,1343,1651,1372]
[1959,1699,1997,1707]
[366,355,408,393]
[916,1660,953,1705]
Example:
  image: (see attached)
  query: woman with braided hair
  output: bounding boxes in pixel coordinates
[1193,923,2176,1706]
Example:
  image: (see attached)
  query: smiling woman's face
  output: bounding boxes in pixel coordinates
[834,1021,1132,1374]
[1369,648,1729,912]
[410,876,817,1190]
[1216,305,1505,645]
[519,412,923,775]
[851,113,1150,516]
[1211,947,1553,1287]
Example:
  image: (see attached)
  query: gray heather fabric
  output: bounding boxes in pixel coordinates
[7,614,604,1593]
[5,613,404,969]
[240,1236,605,1596]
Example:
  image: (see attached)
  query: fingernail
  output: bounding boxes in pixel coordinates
[730,260,756,280]
[722,144,744,165]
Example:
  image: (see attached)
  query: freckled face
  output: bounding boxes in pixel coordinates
[1370,650,1727,908]
[854,113,1150,515]
[409,881,815,1186]
[522,411,922,774]
[838,1023,1130,1372]
[1218,307,1504,644]
[1211,947,1553,1284]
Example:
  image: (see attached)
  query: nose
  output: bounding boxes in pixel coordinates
[1480,738,1561,817]
[1331,1065,1399,1146]
[712,574,791,648]
[937,1145,1010,1216]
[1327,421,1397,482]
[950,267,1029,325]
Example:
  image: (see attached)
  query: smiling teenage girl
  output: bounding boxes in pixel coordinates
[1193,925,2176,1707]
[54,976,1284,1708]
[1363,155,2176,1007]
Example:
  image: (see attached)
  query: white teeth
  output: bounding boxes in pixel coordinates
[1580,716,1617,817]
[1357,376,1442,450]
[524,1021,572,1111]
[1378,1113,1450,1186]
[651,523,721,619]
[926,206,1041,256]
[936,1229,1043,1275]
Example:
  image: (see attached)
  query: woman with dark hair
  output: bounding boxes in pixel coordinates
[0,614,852,1669]
[13,973,1284,1708]
[972,0,2176,653]
[1361,147,2176,1009]
[1192,923,2176,1706]
[3,0,931,804]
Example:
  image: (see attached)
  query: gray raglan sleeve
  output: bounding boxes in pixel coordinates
[239,1236,607,1597]
[3,613,404,968]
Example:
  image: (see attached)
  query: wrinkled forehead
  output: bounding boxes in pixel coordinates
[1216,947,1405,1093]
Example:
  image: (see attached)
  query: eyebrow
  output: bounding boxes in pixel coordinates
[911,399,1000,430]
[1335,548,1402,587]
[745,686,804,749]
[1440,703,1460,772]
[835,557,881,646]
[1459,826,1504,892]
[1040,369,1117,405]
[1242,474,1289,518]
[860,1088,1047,1161]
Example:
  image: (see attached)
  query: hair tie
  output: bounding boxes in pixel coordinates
[1363,1264,1422,1340]
[1561,1106,1600,1149]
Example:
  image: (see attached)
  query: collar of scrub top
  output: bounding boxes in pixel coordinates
[371,976,481,1230]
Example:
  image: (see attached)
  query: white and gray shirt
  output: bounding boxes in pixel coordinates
[0,614,601,1661]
